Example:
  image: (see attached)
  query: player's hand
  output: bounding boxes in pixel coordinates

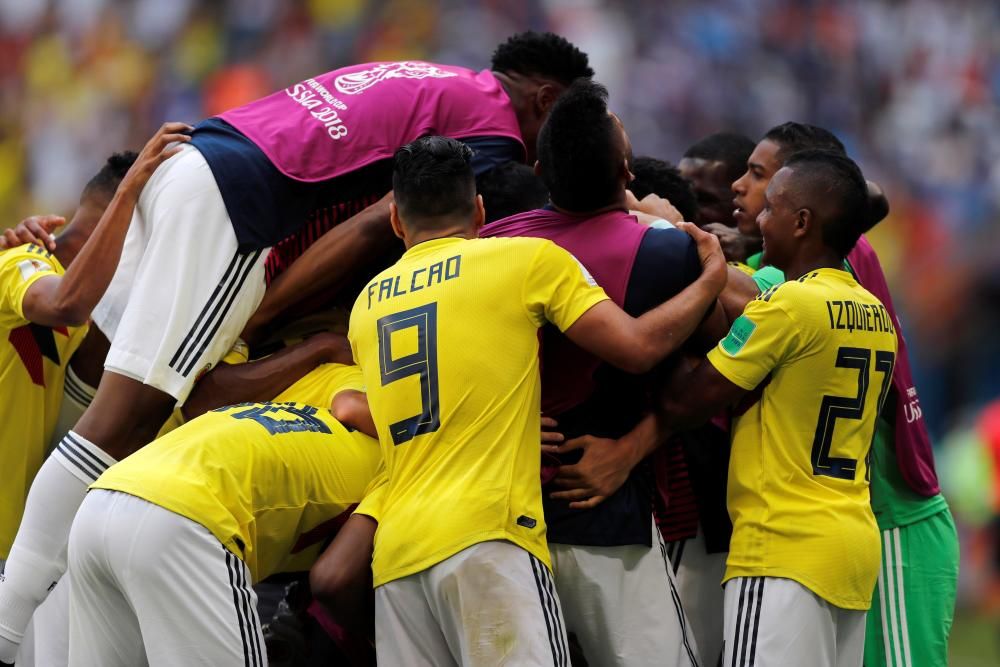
[626,189,683,224]
[0,215,63,251]
[548,435,638,509]
[702,222,756,263]
[677,221,727,293]
[119,122,194,195]
[540,416,564,449]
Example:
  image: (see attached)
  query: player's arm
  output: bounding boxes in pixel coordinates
[310,467,385,642]
[718,265,759,323]
[562,222,728,374]
[20,123,192,328]
[661,294,798,428]
[330,389,377,439]
[658,357,748,430]
[181,332,353,420]
[241,193,394,345]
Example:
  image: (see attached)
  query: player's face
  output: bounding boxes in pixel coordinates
[69,189,113,231]
[732,139,783,239]
[678,157,735,227]
[756,168,797,270]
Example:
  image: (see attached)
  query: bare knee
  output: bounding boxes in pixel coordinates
[73,372,176,457]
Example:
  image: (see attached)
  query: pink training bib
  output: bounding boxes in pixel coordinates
[220,62,525,182]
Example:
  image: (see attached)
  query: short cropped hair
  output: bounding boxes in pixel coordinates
[783,149,869,257]
[491,32,594,86]
[476,162,549,223]
[764,122,845,164]
[682,132,756,184]
[536,79,620,212]
[629,157,698,222]
[84,151,138,198]
[392,136,476,224]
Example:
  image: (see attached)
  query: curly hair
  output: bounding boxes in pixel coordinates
[84,151,138,197]
[491,31,593,86]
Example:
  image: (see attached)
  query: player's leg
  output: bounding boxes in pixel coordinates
[865,509,959,667]
[0,146,269,661]
[80,489,265,666]
[0,430,116,661]
[550,520,701,667]
[66,491,147,667]
[424,541,570,667]
[671,528,727,666]
[16,573,71,667]
[834,604,867,667]
[375,572,456,666]
[723,576,837,666]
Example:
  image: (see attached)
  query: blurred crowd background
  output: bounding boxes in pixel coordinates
[0,0,997,660]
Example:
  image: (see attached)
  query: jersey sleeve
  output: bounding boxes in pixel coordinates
[707,291,800,391]
[0,245,61,329]
[354,463,387,522]
[522,241,609,331]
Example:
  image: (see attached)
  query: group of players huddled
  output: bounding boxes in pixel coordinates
[0,31,959,667]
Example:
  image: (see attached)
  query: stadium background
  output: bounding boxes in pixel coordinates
[0,0,996,662]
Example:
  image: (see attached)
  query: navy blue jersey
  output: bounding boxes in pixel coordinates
[544,226,702,547]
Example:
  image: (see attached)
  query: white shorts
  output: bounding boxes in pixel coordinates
[375,540,569,666]
[68,490,266,667]
[723,576,866,667]
[550,519,701,667]
[91,145,269,404]
[666,528,727,667]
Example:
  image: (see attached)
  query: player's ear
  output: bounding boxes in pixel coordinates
[473,194,486,233]
[388,201,406,241]
[535,83,559,116]
[533,160,542,178]
[794,207,811,238]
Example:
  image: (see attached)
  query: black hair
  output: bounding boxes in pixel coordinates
[682,132,756,184]
[783,149,869,257]
[491,31,594,86]
[476,162,548,223]
[763,122,846,163]
[630,157,698,222]
[392,136,476,225]
[536,79,621,212]
[84,151,138,197]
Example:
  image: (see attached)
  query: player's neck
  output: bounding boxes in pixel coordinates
[550,193,628,217]
[782,250,843,281]
[52,224,88,267]
[404,227,476,249]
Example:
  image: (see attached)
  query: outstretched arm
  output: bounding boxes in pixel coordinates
[21,123,192,327]
[242,193,395,344]
[564,222,727,374]
[181,333,353,420]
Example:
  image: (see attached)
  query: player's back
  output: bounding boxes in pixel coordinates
[92,366,381,581]
[712,267,898,609]
[349,235,607,586]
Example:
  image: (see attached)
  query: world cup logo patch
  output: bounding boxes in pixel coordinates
[334,62,458,95]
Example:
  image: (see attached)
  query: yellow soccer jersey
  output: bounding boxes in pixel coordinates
[0,244,87,557]
[92,364,380,582]
[707,268,898,610]
[349,236,608,587]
